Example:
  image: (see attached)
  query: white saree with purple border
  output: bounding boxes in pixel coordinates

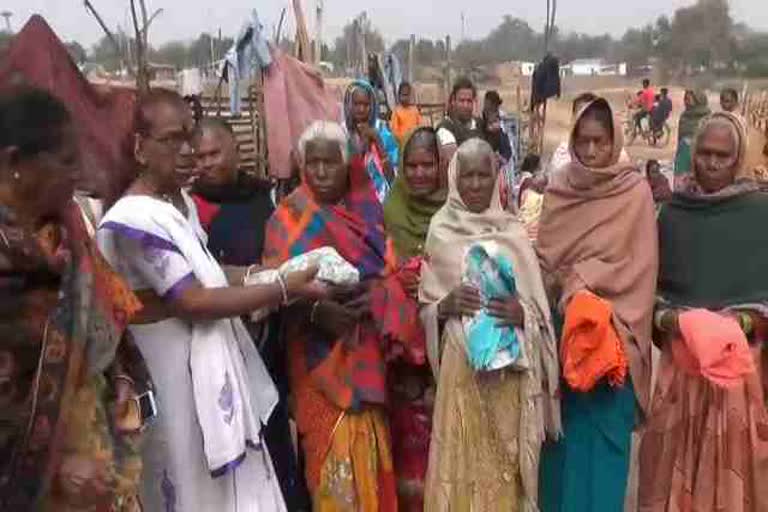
[97,190,284,512]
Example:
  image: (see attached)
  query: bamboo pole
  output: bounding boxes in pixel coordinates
[444,35,452,103]
[292,0,311,62]
[408,34,415,83]
[314,0,323,65]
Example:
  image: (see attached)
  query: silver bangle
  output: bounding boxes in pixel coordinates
[243,264,258,286]
[310,300,322,324]
[276,272,289,306]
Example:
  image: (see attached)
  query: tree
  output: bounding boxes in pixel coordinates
[661,0,735,73]
[65,41,88,65]
[152,41,186,67]
[91,34,132,71]
[616,25,655,67]
[330,15,385,70]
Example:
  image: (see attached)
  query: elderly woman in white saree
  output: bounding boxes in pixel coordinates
[419,138,561,511]
[96,90,322,511]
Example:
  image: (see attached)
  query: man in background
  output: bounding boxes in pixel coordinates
[651,87,673,133]
[634,79,656,131]
[436,76,483,171]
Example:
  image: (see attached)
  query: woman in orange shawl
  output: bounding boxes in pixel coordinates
[638,112,768,511]
[263,121,425,511]
[536,98,658,512]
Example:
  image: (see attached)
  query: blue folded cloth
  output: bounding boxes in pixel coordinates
[463,243,521,371]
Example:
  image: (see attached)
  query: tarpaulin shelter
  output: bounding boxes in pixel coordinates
[263,49,340,179]
[0,15,137,203]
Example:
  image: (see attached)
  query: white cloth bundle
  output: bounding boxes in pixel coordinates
[246,247,360,321]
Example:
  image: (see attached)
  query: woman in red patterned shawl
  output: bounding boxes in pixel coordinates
[263,121,425,511]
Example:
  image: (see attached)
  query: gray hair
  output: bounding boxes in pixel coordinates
[456,138,496,170]
[296,121,349,165]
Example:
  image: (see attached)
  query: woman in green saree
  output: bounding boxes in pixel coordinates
[383,127,446,511]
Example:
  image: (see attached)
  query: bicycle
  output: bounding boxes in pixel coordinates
[624,113,671,148]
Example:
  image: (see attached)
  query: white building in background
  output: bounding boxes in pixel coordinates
[507,61,536,77]
[520,61,536,76]
[561,58,628,77]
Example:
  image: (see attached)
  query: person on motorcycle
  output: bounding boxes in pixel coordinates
[650,88,673,134]
[633,79,656,131]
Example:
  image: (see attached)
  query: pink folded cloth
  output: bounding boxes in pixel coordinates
[672,308,756,388]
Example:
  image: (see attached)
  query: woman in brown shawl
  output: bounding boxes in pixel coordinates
[638,112,768,511]
[536,98,658,512]
[420,138,560,511]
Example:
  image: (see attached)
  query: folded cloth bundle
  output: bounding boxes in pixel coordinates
[672,308,755,388]
[561,290,628,392]
[462,242,528,372]
[245,246,359,321]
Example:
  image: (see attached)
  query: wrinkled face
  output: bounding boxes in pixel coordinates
[403,143,439,198]
[573,117,614,168]
[136,101,195,192]
[451,88,475,123]
[351,89,372,125]
[694,124,738,193]
[399,86,412,107]
[194,128,239,188]
[303,138,348,204]
[457,152,495,213]
[5,122,80,218]
[720,93,738,113]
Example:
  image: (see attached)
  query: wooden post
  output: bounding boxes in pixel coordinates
[740,81,749,118]
[292,0,311,62]
[360,14,367,77]
[516,83,522,159]
[129,0,149,94]
[444,35,452,103]
[408,34,415,83]
[314,0,323,65]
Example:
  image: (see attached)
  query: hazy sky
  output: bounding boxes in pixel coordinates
[2,0,767,49]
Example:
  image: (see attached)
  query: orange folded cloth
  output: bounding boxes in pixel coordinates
[562,290,628,392]
[672,309,755,388]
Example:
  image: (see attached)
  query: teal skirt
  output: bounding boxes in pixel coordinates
[539,310,637,512]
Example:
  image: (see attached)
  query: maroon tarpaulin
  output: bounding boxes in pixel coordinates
[264,50,340,179]
[0,15,137,202]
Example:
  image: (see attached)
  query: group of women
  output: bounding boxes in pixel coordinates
[2,80,767,512]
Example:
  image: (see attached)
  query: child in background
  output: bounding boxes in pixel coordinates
[645,159,672,204]
[516,154,547,240]
[391,82,424,144]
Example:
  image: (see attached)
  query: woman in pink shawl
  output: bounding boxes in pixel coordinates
[536,97,658,512]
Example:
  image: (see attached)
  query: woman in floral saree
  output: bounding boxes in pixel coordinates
[0,88,145,511]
